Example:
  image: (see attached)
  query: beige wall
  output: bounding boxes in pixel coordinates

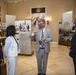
[75,0,76,19]
[7,0,74,42]
[0,0,8,22]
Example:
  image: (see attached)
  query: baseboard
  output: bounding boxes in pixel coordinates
[50,42,58,44]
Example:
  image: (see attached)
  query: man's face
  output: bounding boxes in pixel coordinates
[38,21,45,29]
[38,21,45,27]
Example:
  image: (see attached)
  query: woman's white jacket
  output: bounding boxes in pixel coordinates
[4,36,20,57]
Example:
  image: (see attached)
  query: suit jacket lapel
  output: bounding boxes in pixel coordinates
[37,30,41,40]
[44,29,47,38]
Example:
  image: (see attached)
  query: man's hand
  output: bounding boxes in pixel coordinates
[40,38,46,42]
[34,32,37,35]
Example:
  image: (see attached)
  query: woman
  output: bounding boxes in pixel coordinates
[4,25,20,75]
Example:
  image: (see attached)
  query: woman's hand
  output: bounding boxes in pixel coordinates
[0,59,4,66]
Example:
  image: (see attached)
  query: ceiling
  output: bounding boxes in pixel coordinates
[3,0,38,3]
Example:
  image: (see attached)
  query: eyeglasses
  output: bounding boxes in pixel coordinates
[38,21,44,24]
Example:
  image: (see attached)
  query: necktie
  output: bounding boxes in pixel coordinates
[39,29,44,49]
[41,29,44,39]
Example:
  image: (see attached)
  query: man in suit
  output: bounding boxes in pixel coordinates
[70,32,76,75]
[32,19,53,75]
[0,44,4,65]
[0,43,4,75]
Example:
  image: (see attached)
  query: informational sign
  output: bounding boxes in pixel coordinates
[15,19,31,33]
[59,11,73,45]
[62,11,73,31]
[6,15,16,26]
[19,32,32,55]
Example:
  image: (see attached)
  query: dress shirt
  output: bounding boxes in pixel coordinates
[40,28,45,40]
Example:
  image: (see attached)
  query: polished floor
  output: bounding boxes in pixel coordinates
[6,44,74,75]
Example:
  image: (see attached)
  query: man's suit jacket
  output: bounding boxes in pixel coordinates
[35,29,53,53]
[70,32,76,58]
[71,32,76,49]
[0,44,3,64]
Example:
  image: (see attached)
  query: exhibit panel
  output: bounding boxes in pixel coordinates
[31,7,46,33]
[6,15,16,26]
[59,11,74,46]
[15,19,31,33]
[19,31,33,55]
[15,19,33,55]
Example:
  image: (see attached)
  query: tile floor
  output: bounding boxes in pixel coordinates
[5,44,75,75]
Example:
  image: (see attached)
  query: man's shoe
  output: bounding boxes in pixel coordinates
[37,73,42,75]
[42,74,46,75]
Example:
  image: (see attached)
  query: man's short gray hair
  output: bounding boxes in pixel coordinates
[39,19,45,24]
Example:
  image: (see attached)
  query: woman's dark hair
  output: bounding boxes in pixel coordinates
[6,25,16,37]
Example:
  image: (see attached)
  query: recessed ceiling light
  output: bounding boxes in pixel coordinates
[15,1,17,3]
